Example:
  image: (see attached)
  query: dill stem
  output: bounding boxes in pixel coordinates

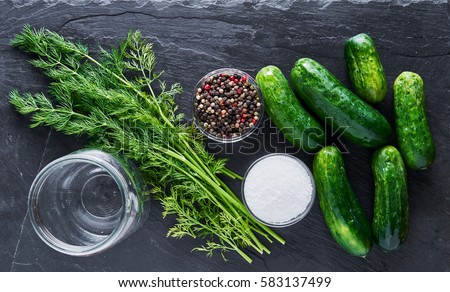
[178,138,221,186]
[221,167,243,180]
[231,245,253,264]
[158,146,271,254]
[162,146,240,215]
[158,157,263,258]
[173,166,265,256]
[167,143,285,246]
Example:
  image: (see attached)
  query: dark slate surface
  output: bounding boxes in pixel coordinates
[0,0,449,272]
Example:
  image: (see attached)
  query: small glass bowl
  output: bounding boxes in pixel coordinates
[28,149,149,256]
[192,68,264,143]
[241,153,316,228]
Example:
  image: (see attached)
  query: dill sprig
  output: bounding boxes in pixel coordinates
[9,25,284,263]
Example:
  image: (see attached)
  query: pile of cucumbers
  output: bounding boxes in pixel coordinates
[256,33,435,256]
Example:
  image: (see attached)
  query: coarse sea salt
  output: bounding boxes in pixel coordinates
[243,154,315,227]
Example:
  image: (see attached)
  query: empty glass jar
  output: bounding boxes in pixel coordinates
[28,149,149,256]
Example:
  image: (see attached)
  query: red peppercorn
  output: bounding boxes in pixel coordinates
[229,76,235,81]
[241,76,247,83]
[237,89,243,95]
[242,113,248,118]
[252,119,257,124]
[241,118,246,123]
[204,84,211,91]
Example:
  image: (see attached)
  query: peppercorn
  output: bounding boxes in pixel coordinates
[194,72,262,139]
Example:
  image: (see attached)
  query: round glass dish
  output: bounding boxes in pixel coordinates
[241,153,316,228]
[192,68,264,143]
[28,149,149,256]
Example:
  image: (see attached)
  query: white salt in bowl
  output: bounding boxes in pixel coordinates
[242,153,316,228]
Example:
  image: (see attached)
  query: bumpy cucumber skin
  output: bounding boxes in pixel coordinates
[256,65,325,152]
[345,33,387,104]
[291,58,392,148]
[372,146,409,252]
[313,146,373,257]
[394,72,435,170]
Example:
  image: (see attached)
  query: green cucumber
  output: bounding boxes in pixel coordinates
[256,65,325,152]
[345,33,387,103]
[313,146,373,257]
[372,145,409,252]
[394,71,435,170]
[290,58,392,148]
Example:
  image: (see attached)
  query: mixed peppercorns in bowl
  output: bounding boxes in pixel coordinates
[193,68,264,143]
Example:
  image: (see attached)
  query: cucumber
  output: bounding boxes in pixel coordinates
[290,58,392,148]
[345,33,387,103]
[394,72,435,170]
[372,145,409,252]
[256,65,325,152]
[313,146,373,257]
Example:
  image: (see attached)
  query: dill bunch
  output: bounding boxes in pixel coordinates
[9,25,284,263]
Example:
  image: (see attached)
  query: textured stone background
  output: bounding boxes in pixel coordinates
[0,0,449,271]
